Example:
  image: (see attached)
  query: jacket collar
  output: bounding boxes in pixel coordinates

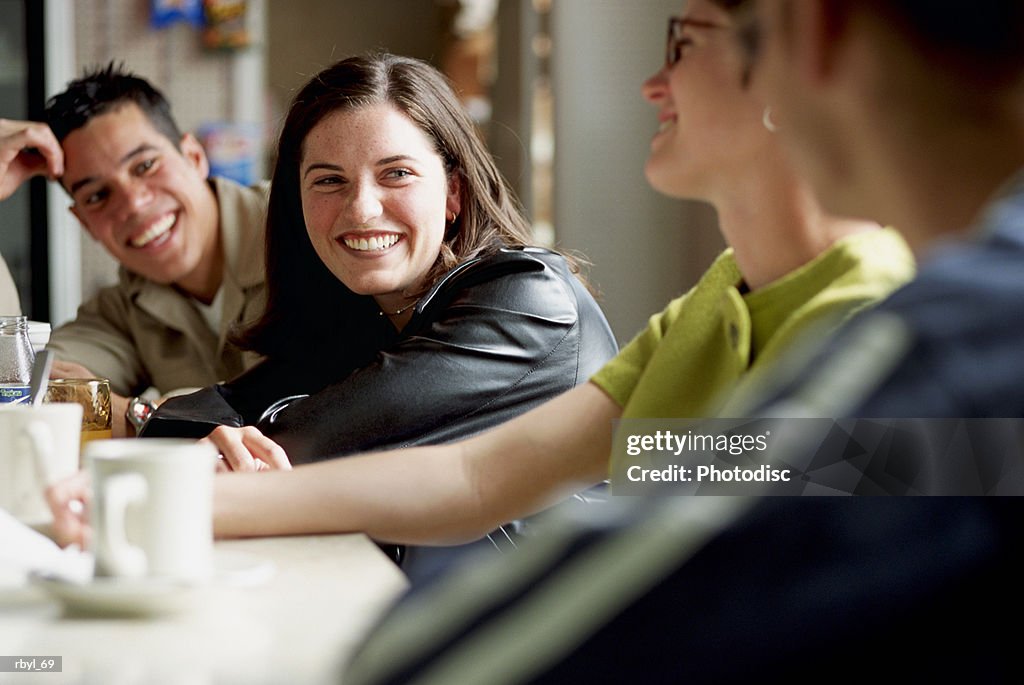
[409,246,551,320]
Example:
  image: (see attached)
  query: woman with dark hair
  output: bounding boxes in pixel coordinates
[143,53,617,470]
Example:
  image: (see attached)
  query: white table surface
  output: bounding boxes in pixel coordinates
[0,534,410,684]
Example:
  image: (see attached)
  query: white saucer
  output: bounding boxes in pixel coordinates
[30,572,203,617]
[30,551,275,617]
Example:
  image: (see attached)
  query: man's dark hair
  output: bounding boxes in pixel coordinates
[43,61,183,146]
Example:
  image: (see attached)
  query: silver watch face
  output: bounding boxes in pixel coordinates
[128,398,156,430]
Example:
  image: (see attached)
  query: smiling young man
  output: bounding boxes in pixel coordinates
[42,64,268,435]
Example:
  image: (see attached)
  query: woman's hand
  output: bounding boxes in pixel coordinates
[200,426,293,472]
[45,470,92,550]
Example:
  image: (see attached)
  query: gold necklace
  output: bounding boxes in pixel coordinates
[379,299,419,317]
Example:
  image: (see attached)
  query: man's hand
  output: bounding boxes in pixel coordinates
[49,359,96,380]
[45,470,91,550]
[200,426,293,472]
[0,118,63,201]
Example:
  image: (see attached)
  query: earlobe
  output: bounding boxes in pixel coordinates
[446,174,462,219]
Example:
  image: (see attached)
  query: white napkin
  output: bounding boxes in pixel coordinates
[0,508,92,588]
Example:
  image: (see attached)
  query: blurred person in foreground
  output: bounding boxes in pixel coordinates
[337,1,1024,682]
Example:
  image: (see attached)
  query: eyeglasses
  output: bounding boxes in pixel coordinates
[665,17,688,68]
[664,16,727,68]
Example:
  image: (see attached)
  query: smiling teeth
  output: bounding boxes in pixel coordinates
[658,119,675,133]
[344,234,400,251]
[131,214,176,248]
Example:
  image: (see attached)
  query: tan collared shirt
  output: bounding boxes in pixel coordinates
[47,176,269,396]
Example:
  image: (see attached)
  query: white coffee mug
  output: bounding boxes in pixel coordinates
[84,439,218,583]
[0,403,83,524]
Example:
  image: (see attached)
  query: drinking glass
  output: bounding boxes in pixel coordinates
[45,377,113,451]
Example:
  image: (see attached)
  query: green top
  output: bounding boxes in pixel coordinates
[591,228,915,431]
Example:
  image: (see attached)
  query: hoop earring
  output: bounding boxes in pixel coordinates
[762,106,779,133]
[447,211,458,224]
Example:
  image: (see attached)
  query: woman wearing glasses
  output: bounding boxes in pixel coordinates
[52,0,912,547]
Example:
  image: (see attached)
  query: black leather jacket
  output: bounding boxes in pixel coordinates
[144,247,618,464]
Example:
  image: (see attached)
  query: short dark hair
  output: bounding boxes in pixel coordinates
[237,53,543,359]
[854,0,1024,84]
[44,61,183,146]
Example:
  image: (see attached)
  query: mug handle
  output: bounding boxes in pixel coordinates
[100,473,149,578]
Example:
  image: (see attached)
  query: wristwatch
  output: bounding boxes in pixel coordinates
[126,395,158,434]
